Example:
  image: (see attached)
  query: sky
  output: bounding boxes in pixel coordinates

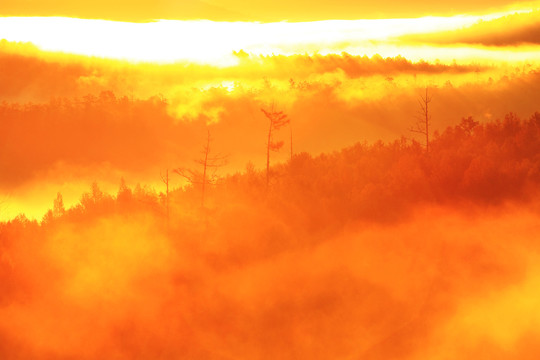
[0,2,540,66]
[1,1,540,218]
[0,0,537,21]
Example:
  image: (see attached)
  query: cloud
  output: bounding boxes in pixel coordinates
[2,42,540,220]
[0,0,529,21]
[0,42,490,102]
[0,0,247,22]
[402,10,540,46]
[4,14,540,65]
[1,201,539,359]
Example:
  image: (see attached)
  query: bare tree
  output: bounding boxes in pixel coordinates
[290,118,294,161]
[160,169,170,227]
[261,104,290,188]
[174,130,226,208]
[410,87,432,153]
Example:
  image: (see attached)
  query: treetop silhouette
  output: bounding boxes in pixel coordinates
[261,104,290,188]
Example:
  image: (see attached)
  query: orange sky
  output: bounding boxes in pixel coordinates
[0,0,536,21]
[1,1,540,219]
[2,9,540,65]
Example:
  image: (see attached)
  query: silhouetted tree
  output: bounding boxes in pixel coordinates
[261,105,290,188]
[410,87,432,153]
[459,116,479,136]
[174,130,226,208]
[160,169,170,227]
[290,118,294,161]
[91,182,103,202]
[53,192,65,218]
[42,209,54,224]
[117,178,132,204]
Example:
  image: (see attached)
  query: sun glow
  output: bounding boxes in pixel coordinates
[5,0,540,359]
[0,9,536,65]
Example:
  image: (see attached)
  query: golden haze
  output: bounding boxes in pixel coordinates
[2,2,540,360]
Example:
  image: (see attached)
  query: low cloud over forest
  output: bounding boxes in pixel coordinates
[2,42,540,219]
[2,11,540,356]
[2,112,540,358]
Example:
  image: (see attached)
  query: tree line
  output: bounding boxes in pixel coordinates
[3,108,539,230]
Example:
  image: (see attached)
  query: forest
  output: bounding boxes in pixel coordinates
[4,1,540,358]
[2,93,540,359]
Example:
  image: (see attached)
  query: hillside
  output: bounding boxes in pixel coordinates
[1,112,540,359]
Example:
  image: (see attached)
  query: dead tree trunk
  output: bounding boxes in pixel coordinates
[290,121,293,161]
[266,119,273,188]
[261,105,289,189]
[410,87,432,153]
[174,130,226,209]
[201,130,210,208]
[160,169,170,228]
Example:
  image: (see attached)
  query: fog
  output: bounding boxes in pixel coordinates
[1,200,539,359]
[2,22,540,358]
